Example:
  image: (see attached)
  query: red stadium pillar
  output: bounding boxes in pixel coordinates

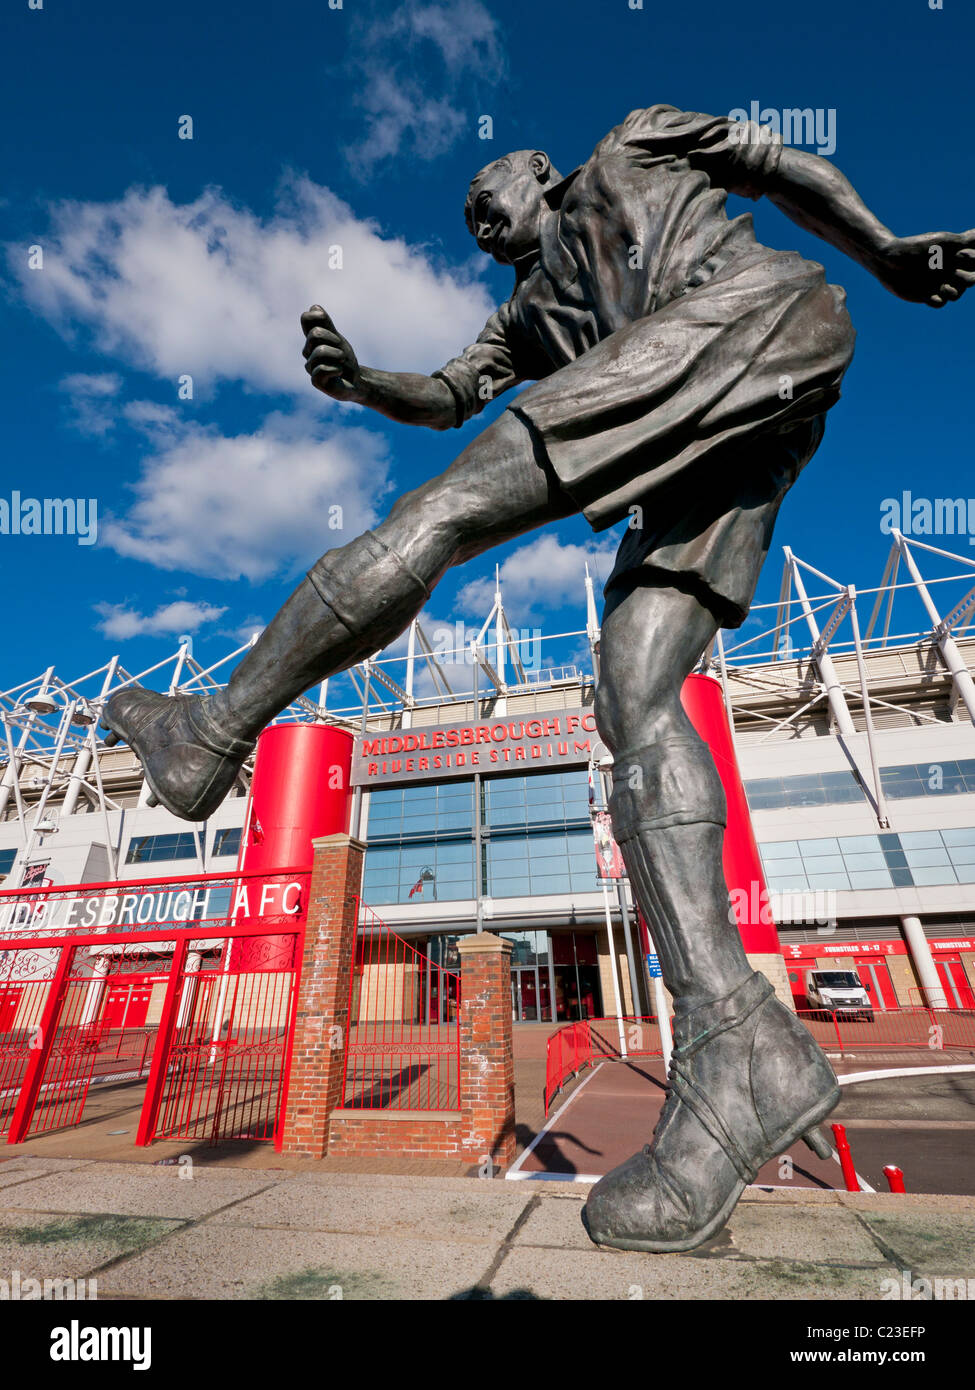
[680,674,793,1008]
[231,723,354,970]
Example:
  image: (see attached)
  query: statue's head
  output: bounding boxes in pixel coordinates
[464,150,561,265]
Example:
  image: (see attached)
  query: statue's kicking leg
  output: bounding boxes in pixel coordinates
[101,412,576,820]
[581,574,839,1253]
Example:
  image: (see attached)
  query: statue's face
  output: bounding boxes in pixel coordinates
[467,153,553,265]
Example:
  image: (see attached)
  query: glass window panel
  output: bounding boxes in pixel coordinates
[436,841,472,863]
[910,866,957,886]
[792,789,828,806]
[805,870,851,890]
[532,874,571,895]
[436,881,473,901]
[403,788,437,808]
[899,831,943,849]
[842,851,887,870]
[932,775,967,795]
[799,854,845,874]
[759,841,799,860]
[745,789,784,810]
[904,849,951,868]
[487,840,529,862]
[763,857,805,879]
[947,844,975,865]
[766,872,809,892]
[847,870,894,890]
[798,838,839,857]
[212,827,242,857]
[942,828,975,846]
[490,877,531,898]
[838,835,882,854]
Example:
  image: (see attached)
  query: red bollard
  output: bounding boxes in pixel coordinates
[883,1165,906,1193]
[831,1122,861,1192]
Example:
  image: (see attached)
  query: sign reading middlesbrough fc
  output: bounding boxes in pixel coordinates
[351,707,599,786]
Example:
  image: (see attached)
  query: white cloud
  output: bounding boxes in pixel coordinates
[10,175,495,396]
[60,372,122,436]
[100,409,393,582]
[347,0,506,174]
[94,598,227,641]
[455,533,619,622]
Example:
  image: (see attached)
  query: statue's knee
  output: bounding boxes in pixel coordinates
[608,731,727,842]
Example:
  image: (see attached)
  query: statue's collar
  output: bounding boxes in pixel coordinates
[511,168,583,287]
[537,168,582,283]
[543,166,583,209]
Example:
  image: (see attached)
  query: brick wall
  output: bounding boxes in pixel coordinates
[278,832,364,1158]
[279,835,516,1167]
[326,933,516,1168]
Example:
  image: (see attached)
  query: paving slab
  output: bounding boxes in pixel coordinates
[208,1179,531,1242]
[726,1203,887,1264]
[0,1207,183,1283]
[489,1243,898,1301]
[510,1191,593,1250]
[95,1224,496,1300]
[0,1157,93,1189]
[0,1161,274,1219]
[846,1209,975,1276]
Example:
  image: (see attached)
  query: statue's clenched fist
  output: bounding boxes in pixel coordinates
[301,305,361,397]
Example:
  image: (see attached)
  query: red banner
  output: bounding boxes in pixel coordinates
[592,811,626,880]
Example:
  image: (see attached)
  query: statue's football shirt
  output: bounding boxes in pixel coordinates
[433,106,855,622]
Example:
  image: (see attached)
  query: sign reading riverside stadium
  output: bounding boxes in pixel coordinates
[351,708,599,786]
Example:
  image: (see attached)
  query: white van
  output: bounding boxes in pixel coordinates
[804,968,873,1017]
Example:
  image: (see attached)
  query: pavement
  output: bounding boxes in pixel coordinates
[1,1153,974,1300]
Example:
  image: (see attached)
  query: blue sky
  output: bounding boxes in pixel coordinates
[2,0,973,704]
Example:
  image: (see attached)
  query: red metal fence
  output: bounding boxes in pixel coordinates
[797,1007,975,1054]
[544,1006,975,1113]
[0,867,307,1148]
[342,900,461,1110]
[545,1015,662,1114]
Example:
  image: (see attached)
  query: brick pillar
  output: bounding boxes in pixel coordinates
[457,932,515,1169]
[279,832,364,1157]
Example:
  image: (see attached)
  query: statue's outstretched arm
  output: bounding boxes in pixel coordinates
[764,147,975,308]
[300,305,457,430]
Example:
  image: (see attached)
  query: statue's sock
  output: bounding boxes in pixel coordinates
[207,531,431,739]
[609,736,753,1013]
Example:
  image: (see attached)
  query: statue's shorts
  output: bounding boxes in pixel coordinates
[508,248,856,627]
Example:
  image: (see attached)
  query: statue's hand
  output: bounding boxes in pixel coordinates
[301,305,361,397]
[872,231,975,307]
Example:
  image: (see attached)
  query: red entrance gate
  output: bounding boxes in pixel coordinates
[0,868,307,1149]
[152,937,297,1144]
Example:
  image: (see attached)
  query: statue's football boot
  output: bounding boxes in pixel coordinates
[101,689,254,822]
[581,971,839,1253]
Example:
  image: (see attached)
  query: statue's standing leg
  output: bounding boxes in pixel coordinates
[581,575,840,1253]
[102,411,575,819]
